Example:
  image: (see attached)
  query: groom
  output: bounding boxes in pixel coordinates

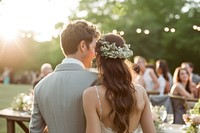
[29,20,100,133]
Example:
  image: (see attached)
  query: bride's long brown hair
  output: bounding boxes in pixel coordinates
[95,33,137,133]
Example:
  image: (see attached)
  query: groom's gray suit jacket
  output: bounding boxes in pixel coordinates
[29,63,98,133]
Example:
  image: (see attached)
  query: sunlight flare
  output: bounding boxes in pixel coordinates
[0,0,80,42]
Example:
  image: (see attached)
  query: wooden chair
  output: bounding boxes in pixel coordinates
[146,90,160,97]
[168,94,188,124]
[185,98,198,110]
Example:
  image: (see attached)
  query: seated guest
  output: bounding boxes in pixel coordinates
[170,67,195,99]
[134,56,159,91]
[155,59,170,95]
[181,62,200,98]
[132,64,146,87]
[181,62,200,85]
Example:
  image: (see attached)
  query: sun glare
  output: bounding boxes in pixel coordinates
[3,30,18,42]
[0,0,80,42]
[0,22,18,42]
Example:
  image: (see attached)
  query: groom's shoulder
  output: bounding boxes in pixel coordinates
[84,68,98,76]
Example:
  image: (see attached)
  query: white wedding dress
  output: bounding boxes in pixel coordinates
[95,86,142,133]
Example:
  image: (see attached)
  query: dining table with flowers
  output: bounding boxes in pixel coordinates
[150,98,200,133]
[182,99,200,133]
[0,92,33,133]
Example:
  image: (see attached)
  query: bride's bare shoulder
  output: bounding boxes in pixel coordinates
[83,86,97,98]
[134,84,146,93]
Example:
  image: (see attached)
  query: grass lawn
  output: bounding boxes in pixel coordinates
[0,84,32,133]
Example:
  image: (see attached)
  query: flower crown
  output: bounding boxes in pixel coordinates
[100,40,133,59]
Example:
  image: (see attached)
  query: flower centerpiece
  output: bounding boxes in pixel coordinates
[151,105,167,131]
[11,91,33,113]
[183,99,200,133]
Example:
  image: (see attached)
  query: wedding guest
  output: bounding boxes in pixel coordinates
[33,63,53,88]
[181,62,200,98]
[29,20,100,133]
[83,33,155,133]
[181,62,200,85]
[170,67,195,98]
[132,64,146,87]
[123,59,145,87]
[134,56,160,91]
[1,66,11,85]
[155,59,170,95]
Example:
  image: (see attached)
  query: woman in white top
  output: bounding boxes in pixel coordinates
[83,33,155,133]
[155,59,170,95]
[133,56,159,91]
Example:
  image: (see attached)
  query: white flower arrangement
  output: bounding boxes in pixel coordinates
[11,92,33,112]
[183,99,200,133]
[100,41,133,59]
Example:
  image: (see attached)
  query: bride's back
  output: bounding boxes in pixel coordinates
[96,84,147,132]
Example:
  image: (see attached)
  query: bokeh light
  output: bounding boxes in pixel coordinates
[136,28,142,33]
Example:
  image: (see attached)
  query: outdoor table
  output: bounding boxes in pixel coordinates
[160,123,185,133]
[186,98,199,102]
[0,108,30,133]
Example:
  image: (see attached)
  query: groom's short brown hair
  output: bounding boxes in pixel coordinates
[60,20,100,56]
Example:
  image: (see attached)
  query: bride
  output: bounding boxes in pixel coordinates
[82,33,155,133]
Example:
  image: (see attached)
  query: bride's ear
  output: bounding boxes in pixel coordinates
[79,40,87,52]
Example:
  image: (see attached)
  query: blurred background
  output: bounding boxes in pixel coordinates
[0,0,200,84]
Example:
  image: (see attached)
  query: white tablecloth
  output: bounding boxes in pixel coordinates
[158,123,185,133]
[135,123,185,133]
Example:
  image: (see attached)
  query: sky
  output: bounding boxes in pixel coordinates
[0,0,80,42]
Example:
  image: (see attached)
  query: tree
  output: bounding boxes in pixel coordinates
[69,0,200,73]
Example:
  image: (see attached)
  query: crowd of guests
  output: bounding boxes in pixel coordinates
[1,58,199,98]
[131,56,200,99]
[0,63,53,87]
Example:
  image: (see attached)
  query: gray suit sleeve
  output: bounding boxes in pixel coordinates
[29,91,46,133]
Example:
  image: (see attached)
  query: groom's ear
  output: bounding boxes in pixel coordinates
[78,40,87,52]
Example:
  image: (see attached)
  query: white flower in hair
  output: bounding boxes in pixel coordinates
[100,41,133,59]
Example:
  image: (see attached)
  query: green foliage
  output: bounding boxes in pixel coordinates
[185,123,198,133]
[69,0,200,73]
[183,99,200,133]
[190,99,200,115]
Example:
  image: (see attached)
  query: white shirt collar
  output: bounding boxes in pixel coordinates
[61,58,85,69]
